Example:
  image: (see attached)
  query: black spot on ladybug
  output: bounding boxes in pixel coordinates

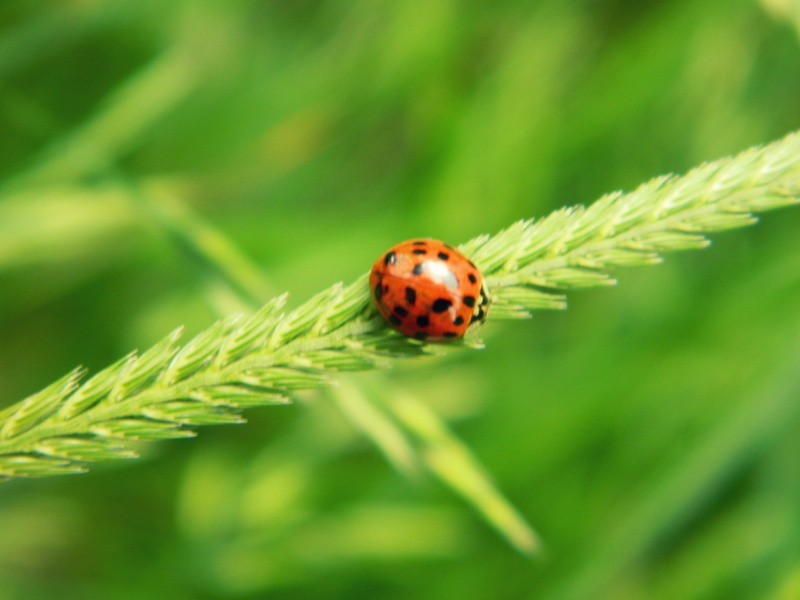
[453,316,464,326]
[437,252,449,261]
[383,284,389,294]
[405,287,417,305]
[463,296,476,308]
[384,251,396,266]
[468,274,477,284]
[412,241,426,246]
[394,306,408,318]
[413,249,426,255]
[414,331,429,340]
[374,283,382,301]
[443,332,458,338]
[412,264,425,276]
[389,314,402,326]
[432,298,452,313]
[416,315,429,327]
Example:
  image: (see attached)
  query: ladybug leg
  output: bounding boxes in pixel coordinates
[469,281,491,325]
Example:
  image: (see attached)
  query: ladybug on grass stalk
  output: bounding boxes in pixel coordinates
[370,239,490,341]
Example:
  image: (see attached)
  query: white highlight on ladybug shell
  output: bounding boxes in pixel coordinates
[420,259,459,290]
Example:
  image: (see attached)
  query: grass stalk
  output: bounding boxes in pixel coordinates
[1,130,798,480]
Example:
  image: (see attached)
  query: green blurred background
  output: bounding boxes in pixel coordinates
[2,0,800,598]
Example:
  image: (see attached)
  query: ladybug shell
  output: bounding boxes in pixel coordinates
[370,238,490,341]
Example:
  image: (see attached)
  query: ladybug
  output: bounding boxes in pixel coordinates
[369,238,490,341]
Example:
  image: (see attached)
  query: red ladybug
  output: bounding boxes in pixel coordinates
[369,239,490,341]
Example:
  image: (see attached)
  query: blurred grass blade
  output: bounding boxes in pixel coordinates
[389,392,542,555]
[2,48,200,192]
[329,381,422,479]
[0,184,138,271]
[538,328,800,600]
[134,179,276,309]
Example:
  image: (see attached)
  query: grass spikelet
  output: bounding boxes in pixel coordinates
[59,356,134,419]
[164,315,242,383]
[111,329,183,399]
[1,368,85,439]
[89,418,197,441]
[214,295,287,367]
[34,436,139,462]
[141,401,245,426]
